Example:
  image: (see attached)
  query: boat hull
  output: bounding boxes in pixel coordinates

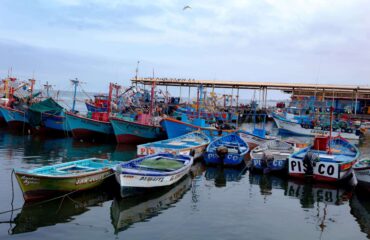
[66,112,114,142]
[161,118,235,139]
[115,153,193,188]
[273,116,360,140]
[43,112,70,132]
[15,169,113,201]
[354,161,370,190]
[110,117,164,144]
[204,133,249,166]
[0,105,29,126]
[137,131,210,159]
[116,169,190,188]
[204,152,247,166]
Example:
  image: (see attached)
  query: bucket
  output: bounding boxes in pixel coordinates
[313,136,329,151]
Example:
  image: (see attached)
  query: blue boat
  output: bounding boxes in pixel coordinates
[250,139,294,173]
[137,131,210,158]
[115,153,193,188]
[161,116,236,139]
[110,114,164,144]
[28,98,71,134]
[0,105,29,128]
[288,136,359,182]
[65,111,114,142]
[203,133,249,166]
[85,94,109,112]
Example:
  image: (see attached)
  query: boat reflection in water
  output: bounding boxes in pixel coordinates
[204,165,247,188]
[110,174,192,234]
[11,185,114,234]
[284,179,354,208]
[350,192,370,238]
[249,172,286,196]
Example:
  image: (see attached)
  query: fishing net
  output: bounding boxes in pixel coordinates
[139,158,184,170]
[28,98,64,126]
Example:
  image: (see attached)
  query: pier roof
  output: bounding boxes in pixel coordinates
[131,77,370,94]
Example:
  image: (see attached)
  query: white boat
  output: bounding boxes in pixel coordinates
[115,153,193,188]
[250,139,295,173]
[137,131,210,159]
[288,136,359,182]
[272,115,364,140]
[353,158,370,190]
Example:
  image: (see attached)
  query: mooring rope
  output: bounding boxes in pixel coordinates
[0,171,116,217]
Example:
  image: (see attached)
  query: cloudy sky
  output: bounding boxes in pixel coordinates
[0,0,369,94]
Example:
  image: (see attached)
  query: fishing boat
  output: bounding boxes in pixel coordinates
[65,82,120,142]
[272,110,365,140]
[110,114,164,144]
[288,136,359,182]
[28,97,70,134]
[0,78,37,130]
[203,133,249,166]
[161,116,236,139]
[66,111,114,142]
[115,153,193,188]
[14,158,118,201]
[236,129,277,150]
[137,131,210,158]
[250,139,295,173]
[353,158,370,190]
[85,94,109,112]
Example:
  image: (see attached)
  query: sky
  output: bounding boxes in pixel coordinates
[0,0,369,97]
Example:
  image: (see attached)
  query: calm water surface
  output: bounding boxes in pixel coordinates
[0,127,369,240]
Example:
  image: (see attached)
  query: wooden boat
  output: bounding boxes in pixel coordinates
[110,114,164,144]
[250,139,295,173]
[237,129,276,150]
[203,133,249,166]
[137,131,210,158]
[353,158,370,190]
[288,136,359,182]
[14,158,118,201]
[115,153,193,188]
[65,111,114,142]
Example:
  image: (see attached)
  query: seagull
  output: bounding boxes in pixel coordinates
[183,5,191,10]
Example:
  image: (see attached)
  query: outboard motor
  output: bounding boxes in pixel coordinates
[303,151,319,176]
[216,146,228,165]
[262,152,274,174]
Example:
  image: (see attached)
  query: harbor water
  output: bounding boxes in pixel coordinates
[0,123,369,240]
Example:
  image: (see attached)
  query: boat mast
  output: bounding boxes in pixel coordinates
[29,78,36,97]
[71,78,79,113]
[328,106,334,154]
[44,81,52,97]
[149,79,156,117]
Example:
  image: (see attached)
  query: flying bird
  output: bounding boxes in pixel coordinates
[183,5,191,10]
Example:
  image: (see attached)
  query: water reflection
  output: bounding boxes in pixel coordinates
[11,185,114,234]
[205,165,247,188]
[350,192,370,238]
[285,179,353,208]
[249,173,286,196]
[110,175,191,234]
[111,144,137,162]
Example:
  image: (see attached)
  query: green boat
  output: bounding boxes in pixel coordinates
[14,158,118,202]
